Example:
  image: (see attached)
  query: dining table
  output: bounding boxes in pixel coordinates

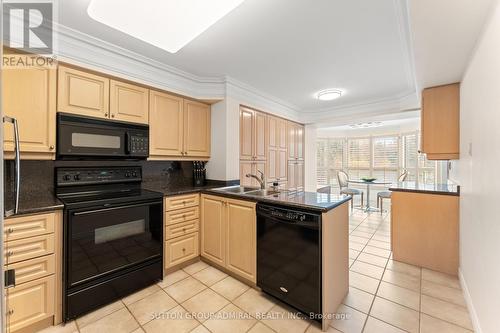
[348,179,392,212]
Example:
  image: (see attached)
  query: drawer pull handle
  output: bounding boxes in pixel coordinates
[182,214,186,218]
[182,201,186,204]
[182,248,186,252]
[7,251,14,257]
[7,227,14,234]
[7,309,14,315]
[280,287,288,293]
[182,228,186,232]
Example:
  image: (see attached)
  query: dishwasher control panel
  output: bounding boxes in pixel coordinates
[256,204,321,224]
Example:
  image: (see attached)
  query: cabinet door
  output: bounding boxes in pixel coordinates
[296,162,304,192]
[296,125,304,160]
[3,66,56,159]
[57,66,109,119]
[267,149,278,181]
[239,161,254,187]
[287,162,296,191]
[6,276,55,332]
[421,83,460,159]
[254,111,267,160]
[225,199,256,282]
[184,100,211,157]
[149,90,184,157]
[110,80,149,124]
[200,195,225,266]
[277,150,288,181]
[165,232,199,269]
[268,116,278,149]
[287,122,296,160]
[240,108,254,160]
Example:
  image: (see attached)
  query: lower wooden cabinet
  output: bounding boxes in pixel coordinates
[4,211,62,333]
[201,194,256,283]
[163,195,200,271]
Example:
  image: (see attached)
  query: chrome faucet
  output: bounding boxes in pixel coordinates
[246,170,266,189]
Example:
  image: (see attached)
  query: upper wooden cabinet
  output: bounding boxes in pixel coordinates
[183,100,211,158]
[201,194,256,283]
[240,107,267,161]
[3,66,57,160]
[149,91,184,157]
[58,66,149,125]
[110,80,149,124]
[421,83,460,160]
[287,121,304,161]
[57,66,109,119]
[149,91,210,159]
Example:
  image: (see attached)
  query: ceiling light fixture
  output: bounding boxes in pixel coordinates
[316,89,343,101]
[87,0,245,53]
[349,121,383,129]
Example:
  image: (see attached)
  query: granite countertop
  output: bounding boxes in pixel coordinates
[4,189,64,218]
[389,181,460,196]
[204,187,352,212]
[141,180,238,197]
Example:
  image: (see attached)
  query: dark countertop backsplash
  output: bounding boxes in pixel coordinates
[3,160,238,217]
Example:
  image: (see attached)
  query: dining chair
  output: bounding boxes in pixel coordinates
[337,171,364,212]
[377,170,409,212]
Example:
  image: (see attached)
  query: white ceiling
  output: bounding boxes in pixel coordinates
[60,0,415,112]
[409,0,497,89]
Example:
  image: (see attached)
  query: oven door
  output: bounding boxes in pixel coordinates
[66,200,163,288]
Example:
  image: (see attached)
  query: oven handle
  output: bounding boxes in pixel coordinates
[72,201,162,216]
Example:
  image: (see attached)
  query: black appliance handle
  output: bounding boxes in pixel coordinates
[72,201,162,216]
[125,131,131,154]
[4,116,20,217]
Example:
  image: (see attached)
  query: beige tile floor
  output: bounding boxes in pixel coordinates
[41,209,474,333]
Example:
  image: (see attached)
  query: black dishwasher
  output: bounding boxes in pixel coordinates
[257,203,322,318]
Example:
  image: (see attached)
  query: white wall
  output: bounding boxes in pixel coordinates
[450,1,500,332]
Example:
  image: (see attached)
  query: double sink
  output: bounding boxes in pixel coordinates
[213,186,280,197]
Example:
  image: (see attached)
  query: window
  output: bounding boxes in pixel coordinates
[316,131,441,189]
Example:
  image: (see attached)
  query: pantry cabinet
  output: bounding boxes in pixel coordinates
[2,65,56,159]
[287,161,304,192]
[240,107,267,161]
[267,116,288,184]
[421,83,460,160]
[287,121,304,161]
[201,195,256,283]
[110,79,149,124]
[149,91,211,160]
[240,161,266,187]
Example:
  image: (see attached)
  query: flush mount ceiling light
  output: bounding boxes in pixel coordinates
[316,89,343,101]
[349,121,383,129]
[87,0,245,53]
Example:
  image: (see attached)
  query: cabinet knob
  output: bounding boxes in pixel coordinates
[182,214,186,218]
[182,228,186,232]
[104,113,108,117]
[7,251,14,257]
[182,201,186,204]
[111,114,115,118]
[7,309,14,315]
[182,248,186,252]
[7,227,14,234]
[49,145,55,150]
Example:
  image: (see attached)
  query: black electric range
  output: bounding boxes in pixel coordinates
[56,166,164,321]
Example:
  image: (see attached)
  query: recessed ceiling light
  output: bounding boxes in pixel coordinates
[316,89,343,101]
[87,0,245,53]
[349,121,383,129]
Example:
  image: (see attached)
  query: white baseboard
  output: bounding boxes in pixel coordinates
[459,268,482,333]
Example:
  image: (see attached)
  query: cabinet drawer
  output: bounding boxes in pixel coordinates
[165,206,199,225]
[165,194,199,211]
[6,275,55,332]
[4,213,56,241]
[5,234,55,264]
[165,232,199,269]
[5,254,55,285]
[166,220,199,240]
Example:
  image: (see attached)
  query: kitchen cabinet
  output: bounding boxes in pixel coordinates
[287,161,304,192]
[149,91,210,160]
[267,116,288,184]
[391,191,459,275]
[240,161,266,187]
[201,195,257,283]
[4,211,62,333]
[57,66,110,119]
[240,107,267,161]
[164,194,200,270]
[421,83,460,160]
[110,79,149,124]
[183,100,211,158]
[2,65,56,159]
[287,121,304,161]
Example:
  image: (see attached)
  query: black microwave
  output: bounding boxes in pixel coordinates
[57,113,149,159]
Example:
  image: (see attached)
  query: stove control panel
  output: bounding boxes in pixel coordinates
[56,167,142,186]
